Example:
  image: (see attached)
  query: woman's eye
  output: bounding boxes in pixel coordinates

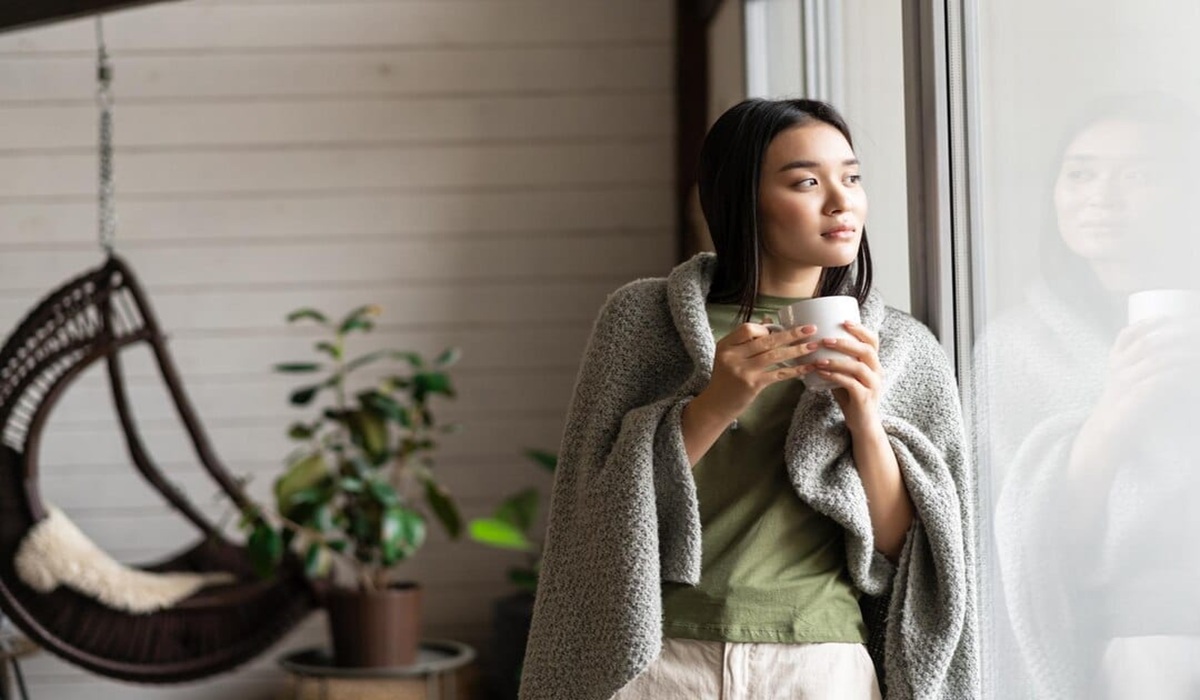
[1063,169,1095,184]
[845,174,862,185]
[792,178,818,188]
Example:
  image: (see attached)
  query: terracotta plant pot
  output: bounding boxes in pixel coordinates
[326,582,422,667]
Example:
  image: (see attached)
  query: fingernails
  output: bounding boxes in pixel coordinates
[800,324,816,333]
[806,342,820,350]
[844,320,856,327]
[823,338,837,346]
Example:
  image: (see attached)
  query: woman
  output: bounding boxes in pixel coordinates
[519,98,977,700]
[984,94,1200,699]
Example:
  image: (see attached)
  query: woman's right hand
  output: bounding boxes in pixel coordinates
[680,322,818,466]
[700,322,819,422]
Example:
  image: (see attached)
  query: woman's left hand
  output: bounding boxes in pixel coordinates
[808,320,884,434]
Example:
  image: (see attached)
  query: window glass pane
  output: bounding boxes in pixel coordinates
[972,3,1200,698]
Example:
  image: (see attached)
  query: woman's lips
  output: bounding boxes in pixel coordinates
[821,227,857,240]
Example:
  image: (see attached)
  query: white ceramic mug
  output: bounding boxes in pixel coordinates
[1127,289,1200,325]
[764,295,861,391]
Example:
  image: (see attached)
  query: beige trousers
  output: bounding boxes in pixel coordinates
[611,637,883,700]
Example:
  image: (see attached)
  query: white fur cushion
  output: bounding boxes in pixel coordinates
[14,505,235,614]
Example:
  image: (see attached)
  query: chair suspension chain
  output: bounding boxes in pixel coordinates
[96,17,116,257]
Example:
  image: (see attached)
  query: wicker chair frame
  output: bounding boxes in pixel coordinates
[0,255,316,683]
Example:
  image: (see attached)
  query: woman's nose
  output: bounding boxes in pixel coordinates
[825,185,851,214]
[1086,173,1126,207]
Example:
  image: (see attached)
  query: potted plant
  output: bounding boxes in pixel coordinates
[241,304,464,668]
[467,448,556,699]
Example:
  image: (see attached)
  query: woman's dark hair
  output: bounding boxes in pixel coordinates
[698,98,873,322]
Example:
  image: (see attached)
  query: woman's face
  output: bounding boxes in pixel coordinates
[1054,119,1185,292]
[757,123,867,278]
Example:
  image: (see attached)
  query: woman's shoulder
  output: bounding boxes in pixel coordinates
[879,305,946,359]
[595,276,672,325]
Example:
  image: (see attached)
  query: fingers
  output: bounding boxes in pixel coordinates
[842,320,879,350]
[800,322,881,373]
[763,363,816,386]
[741,323,816,355]
[721,322,774,346]
[811,355,879,390]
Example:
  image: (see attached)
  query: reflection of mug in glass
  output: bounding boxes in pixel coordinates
[765,296,861,391]
[1126,289,1200,325]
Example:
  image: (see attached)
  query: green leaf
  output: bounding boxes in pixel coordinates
[338,305,382,335]
[315,341,342,360]
[360,390,411,426]
[468,518,534,551]
[274,362,323,374]
[339,477,364,493]
[508,567,539,594]
[285,487,325,508]
[346,409,389,463]
[341,318,375,335]
[435,347,462,367]
[274,452,328,518]
[349,510,372,543]
[384,375,412,392]
[287,308,328,324]
[312,504,336,532]
[381,506,426,565]
[495,488,539,533]
[289,385,321,406]
[367,478,400,507]
[525,449,558,473]
[423,478,462,539]
[248,522,284,578]
[287,422,316,441]
[413,372,455,401]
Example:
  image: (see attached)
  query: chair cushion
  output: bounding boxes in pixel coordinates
[14,505,234,614]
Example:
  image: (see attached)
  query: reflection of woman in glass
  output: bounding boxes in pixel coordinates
[984,94,1200,699]
[518,98,977,700]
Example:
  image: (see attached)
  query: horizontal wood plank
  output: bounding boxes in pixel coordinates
[0,139,671,198]
[0,93,672,150]
[0,234,672,289]
[0,187,672,246]
[0,46,671,102]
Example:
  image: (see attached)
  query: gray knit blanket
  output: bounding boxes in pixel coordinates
[520,253,977,699]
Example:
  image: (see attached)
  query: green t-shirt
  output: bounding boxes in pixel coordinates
[661,294,867,644]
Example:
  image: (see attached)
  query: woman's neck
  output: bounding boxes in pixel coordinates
[758,262,822,299]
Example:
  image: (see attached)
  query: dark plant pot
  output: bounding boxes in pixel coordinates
[326,582,422,668]
[487,591,535,700]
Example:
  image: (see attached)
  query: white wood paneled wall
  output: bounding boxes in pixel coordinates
[0,0,675,696]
